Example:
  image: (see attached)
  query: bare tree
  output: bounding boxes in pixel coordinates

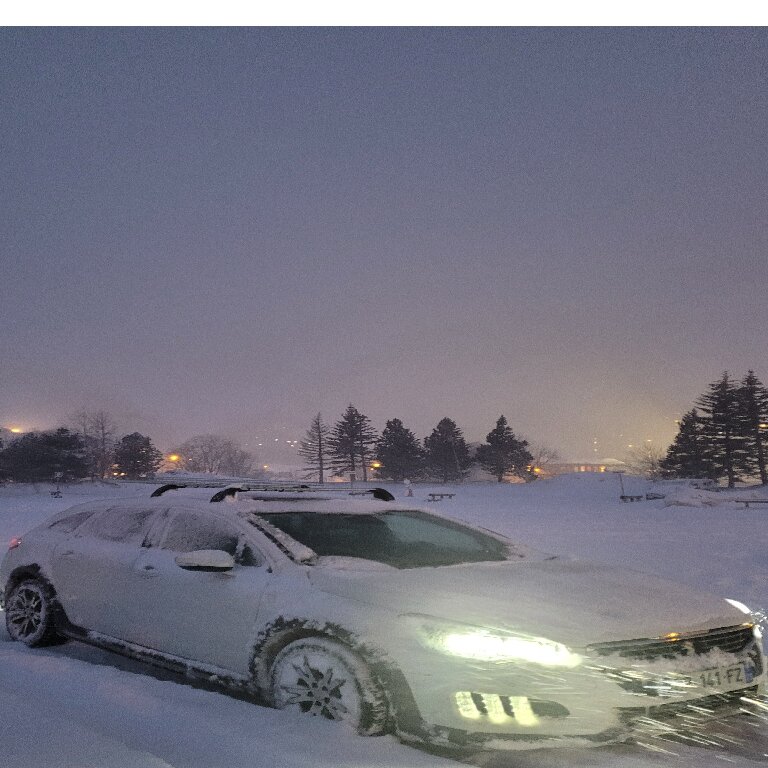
[174,435,254,476]
[528,443,561,472]
[624,444,666,479]
[70,409,118,479]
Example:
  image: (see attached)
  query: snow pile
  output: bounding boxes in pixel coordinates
[662,488,724,508]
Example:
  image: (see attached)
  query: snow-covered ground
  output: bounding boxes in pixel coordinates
[1,474,767,768]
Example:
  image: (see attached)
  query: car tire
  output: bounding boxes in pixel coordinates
[5,578,65,647]
[268,637,389,735]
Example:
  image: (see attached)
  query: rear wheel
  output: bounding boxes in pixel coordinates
[268,637,389,735]
[5,579,64,647]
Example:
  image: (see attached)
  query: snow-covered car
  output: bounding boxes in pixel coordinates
[1,486,764,751]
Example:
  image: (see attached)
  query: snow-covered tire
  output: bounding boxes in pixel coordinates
[268,637,389,735]
[4,578,64,647]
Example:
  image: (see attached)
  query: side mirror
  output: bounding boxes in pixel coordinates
[175,549,235,571]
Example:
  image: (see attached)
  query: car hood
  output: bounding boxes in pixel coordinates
[307,558,746,647]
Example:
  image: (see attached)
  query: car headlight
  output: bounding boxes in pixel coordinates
[725,598,764,640]
[406,615,582,668]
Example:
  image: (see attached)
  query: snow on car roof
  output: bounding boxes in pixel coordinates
[230,496,420,515]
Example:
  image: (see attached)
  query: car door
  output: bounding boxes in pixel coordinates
[117,508,271,675]
[50,505,161,635]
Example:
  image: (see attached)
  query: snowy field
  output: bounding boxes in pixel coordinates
[1,474,767,768]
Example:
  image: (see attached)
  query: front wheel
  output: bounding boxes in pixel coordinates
[5,578,64,647]
[268,637,389,735]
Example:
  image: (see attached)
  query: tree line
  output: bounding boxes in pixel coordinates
[661,371,768,487]
[0,420,163,483]
[0,406,544,486]
[298,405,537,484]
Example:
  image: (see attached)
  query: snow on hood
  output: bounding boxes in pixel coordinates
[307,558,745,648]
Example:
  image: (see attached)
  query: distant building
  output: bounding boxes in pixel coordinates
[543,458,628,477]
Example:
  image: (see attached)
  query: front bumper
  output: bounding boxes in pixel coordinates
[390,634,766,748]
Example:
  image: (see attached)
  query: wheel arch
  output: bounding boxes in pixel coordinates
[251,617,427,738]
[4,564,44,596]
[3,566,71,630]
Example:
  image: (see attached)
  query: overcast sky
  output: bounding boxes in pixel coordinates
[2,28,766,462]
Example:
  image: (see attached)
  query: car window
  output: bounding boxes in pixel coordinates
[161,512,260,565]
[258,510,507,568]
[77,507,157,545]
[47,508,98,533]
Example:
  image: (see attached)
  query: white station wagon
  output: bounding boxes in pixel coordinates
[1,484,764,750]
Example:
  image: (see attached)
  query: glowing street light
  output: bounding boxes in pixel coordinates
[9,427,22,434]
[167,454,180,463]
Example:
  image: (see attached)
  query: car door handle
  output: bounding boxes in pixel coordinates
[139,564,160,577]
[59,550,75,558]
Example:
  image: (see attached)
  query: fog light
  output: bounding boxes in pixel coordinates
[455,692,569,726]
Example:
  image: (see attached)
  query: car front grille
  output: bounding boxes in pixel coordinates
[588,624,756,661]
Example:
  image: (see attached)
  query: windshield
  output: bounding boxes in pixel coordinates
[256,510,508,568]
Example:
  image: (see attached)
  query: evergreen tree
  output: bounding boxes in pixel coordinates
[375,418,424,481]
[475,415,533,482]
[113,432,163,479]
[697,372,749,488]
[660,409,714,479]
[327,405,378,481]
[0,428,88,483]
[298,413,330,483]
[736,371,768,484]
[423,417,472,483]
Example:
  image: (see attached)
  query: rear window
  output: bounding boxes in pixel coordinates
[257,510,507,569]
[47,509,98,534]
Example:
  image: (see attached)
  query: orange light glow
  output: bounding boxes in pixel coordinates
[168,454,180,462]
[9,427,22,434]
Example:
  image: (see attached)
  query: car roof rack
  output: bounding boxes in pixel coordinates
[150,482,395,503]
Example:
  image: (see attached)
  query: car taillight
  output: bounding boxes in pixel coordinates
[8,537,22,551]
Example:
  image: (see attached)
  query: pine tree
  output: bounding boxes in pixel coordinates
[475,415,533,482]
[423,417,472,483]
[297,413,330,483]
[736,371,768,485]
[697,372,748,488]
[0,428,88,483]
[660,409,714,479]
[327,405,378,481]
[375,418,424,481]
[113,432,163,479]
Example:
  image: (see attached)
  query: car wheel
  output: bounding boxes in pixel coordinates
[5,578,64,647]
[268,637,389,735]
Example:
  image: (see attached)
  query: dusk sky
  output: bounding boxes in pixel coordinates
[2,27,766,463]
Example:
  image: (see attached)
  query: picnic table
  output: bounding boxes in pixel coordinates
[427,492,455,501]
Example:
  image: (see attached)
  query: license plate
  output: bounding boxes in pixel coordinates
[695,663,750,690]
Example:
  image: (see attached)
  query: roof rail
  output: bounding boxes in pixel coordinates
[150,482,395,503]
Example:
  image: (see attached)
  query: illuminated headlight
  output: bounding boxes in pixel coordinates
[407,616,582,668]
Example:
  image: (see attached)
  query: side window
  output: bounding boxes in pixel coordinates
[48,509,98,534]
[77,507,157,545]
[161,512,260,565]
